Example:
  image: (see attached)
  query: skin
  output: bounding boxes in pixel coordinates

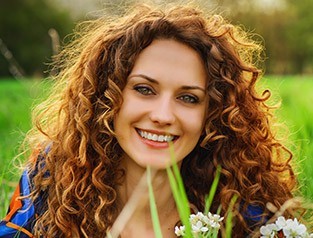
[114,39,208,170]
[114,39,209,237]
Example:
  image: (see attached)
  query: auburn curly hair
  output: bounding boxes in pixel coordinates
[24,3,296,237]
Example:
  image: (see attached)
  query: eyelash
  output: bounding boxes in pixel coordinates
[133,85,200,104]
[133,85,155,95]
[178,94,199,104]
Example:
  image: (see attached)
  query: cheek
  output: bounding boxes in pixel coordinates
[185,108,207,134]
[119,91,146,114]
[114,98,144,133]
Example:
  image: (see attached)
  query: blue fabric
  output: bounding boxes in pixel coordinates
[243,203,267,231]
[0,170,36,237]
[0,146,51,237]
[245,204,264,221]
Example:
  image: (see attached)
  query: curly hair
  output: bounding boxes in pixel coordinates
[24,3,296,237]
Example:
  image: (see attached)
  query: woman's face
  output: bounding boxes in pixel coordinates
[114,39,208,169]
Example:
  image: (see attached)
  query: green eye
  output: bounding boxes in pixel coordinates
[178,95,199,104]
[134,86,154,95]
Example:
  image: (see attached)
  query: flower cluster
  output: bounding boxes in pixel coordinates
[175,212,224,237]
[260,216,313,238]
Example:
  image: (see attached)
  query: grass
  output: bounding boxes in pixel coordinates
[0,75,312,220]
[0,78,50,217]
[260,75,313,200]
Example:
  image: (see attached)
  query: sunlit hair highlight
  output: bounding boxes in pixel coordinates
[22,3,296,237]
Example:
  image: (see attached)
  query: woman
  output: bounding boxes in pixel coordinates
[0,3,296,237]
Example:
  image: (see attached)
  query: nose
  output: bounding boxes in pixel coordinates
[149,96,176,125]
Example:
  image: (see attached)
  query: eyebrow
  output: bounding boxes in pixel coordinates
[128,74,206,93]
[128,74,158,84]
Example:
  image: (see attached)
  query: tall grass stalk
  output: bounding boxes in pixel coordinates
[224,195,238,238]
[166,142,192,237]
[147,166,163,238]
[204,166,221,214]
[165,143,224,237]
[108,169,157,238]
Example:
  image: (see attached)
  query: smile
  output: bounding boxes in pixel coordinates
[137,129,177,142]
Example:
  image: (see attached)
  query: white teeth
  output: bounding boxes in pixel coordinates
[138,130,174,142]
[158,135,164,142]
[152,134,158,141]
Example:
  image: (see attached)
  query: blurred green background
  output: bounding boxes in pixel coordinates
[0,0,313,217]
[1,0,313,77]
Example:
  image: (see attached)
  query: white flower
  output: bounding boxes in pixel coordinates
[189,212,206,225]
[174,212,224,237]
[202,215,211,225]
[197,212,206,220]
[207,212,224,229]
[189,213,201,225]
[259,216,313,238]
[282,218,307,238]
[260,223,279,238]
[192,220,209,234]
[174,225,186,236]
[275,216,288,230]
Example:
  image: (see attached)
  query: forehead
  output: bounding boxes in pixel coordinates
[131,39,207,87]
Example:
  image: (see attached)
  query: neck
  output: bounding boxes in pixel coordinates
[119,160,176,216]
[112,158,180,237]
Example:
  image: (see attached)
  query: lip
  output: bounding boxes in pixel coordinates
[135,128,179,148]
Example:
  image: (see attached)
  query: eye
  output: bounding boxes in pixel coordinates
[133,85,155,95]
[178,94,199,104]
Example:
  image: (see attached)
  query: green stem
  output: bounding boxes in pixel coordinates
[147,166,163,238]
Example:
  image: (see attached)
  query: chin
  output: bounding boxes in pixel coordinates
[136,156,180,170]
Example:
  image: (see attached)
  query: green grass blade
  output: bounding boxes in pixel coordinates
[225,195,238,238]
[166,142,192,237]
[166,166,192,237]
[204,165,221,214]
[168,142,190,214]
[147,166,163,238]
[168,143,187,196]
